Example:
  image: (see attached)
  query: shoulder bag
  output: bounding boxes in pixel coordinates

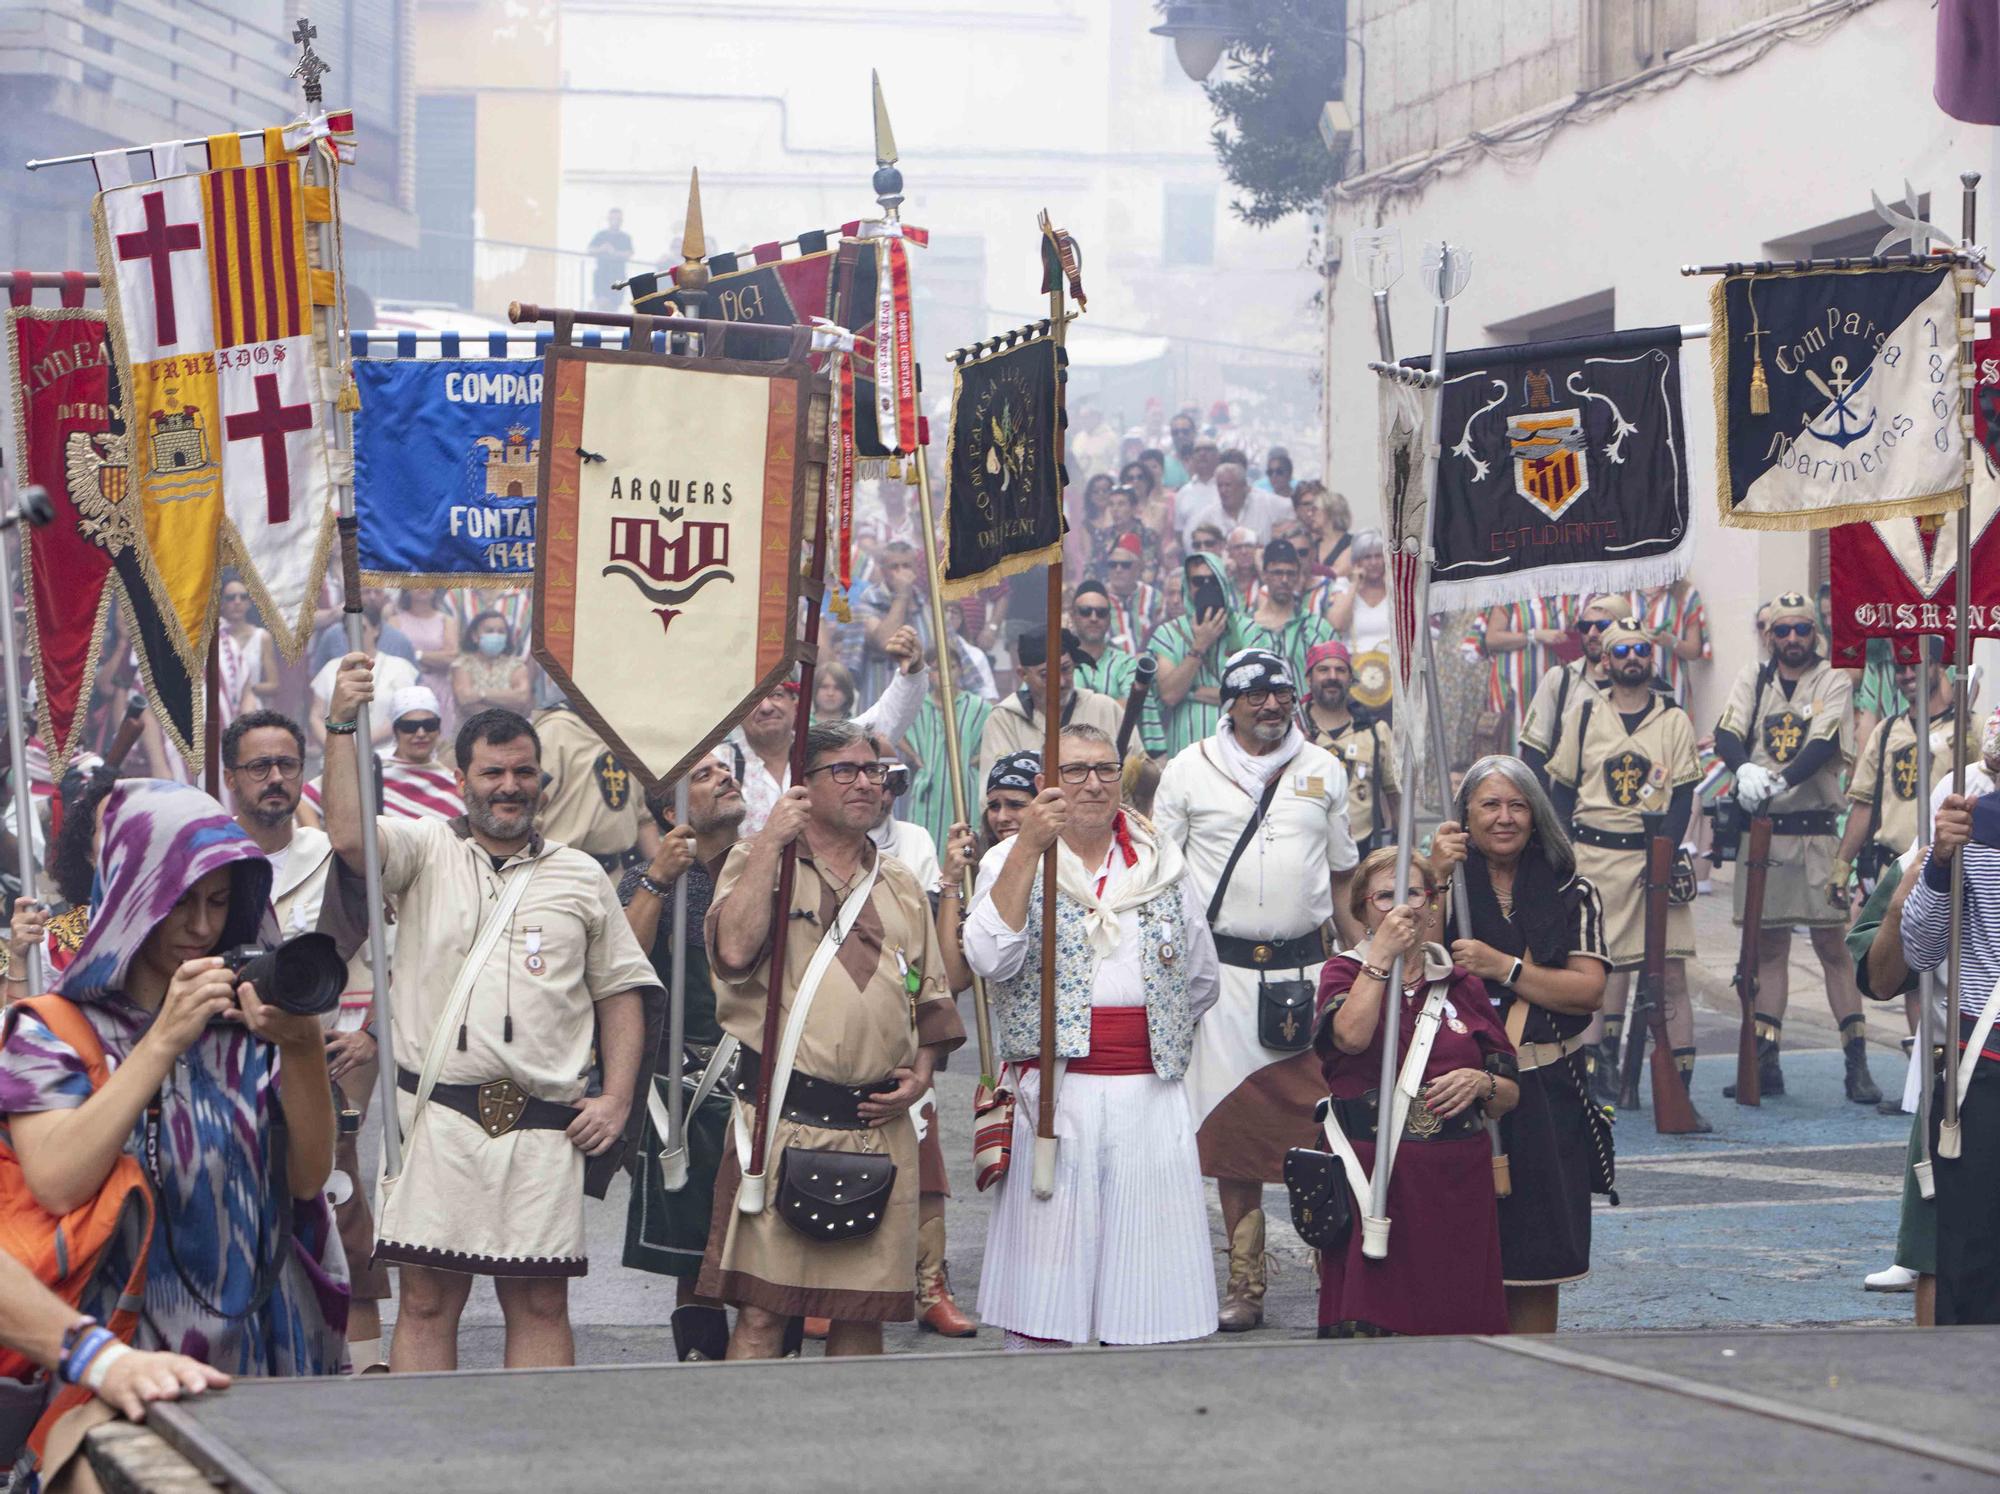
[1209,772,1315,1052]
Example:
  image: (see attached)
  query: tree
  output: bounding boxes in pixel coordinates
[1193,0,1348,227]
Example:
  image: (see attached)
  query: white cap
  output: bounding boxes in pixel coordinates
[389,685,440,722]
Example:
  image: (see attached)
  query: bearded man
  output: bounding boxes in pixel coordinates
[1301,641,1398,855]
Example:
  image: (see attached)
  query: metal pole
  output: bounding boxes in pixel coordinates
[1913,632,1938,1199]
[1939,172,1980,1161]
[0,497,42,994]
[661,776,689,1188]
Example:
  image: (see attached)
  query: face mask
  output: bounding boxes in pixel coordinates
[478,633,507,657]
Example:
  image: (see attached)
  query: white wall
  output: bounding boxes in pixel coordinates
[1324,0,2000,727]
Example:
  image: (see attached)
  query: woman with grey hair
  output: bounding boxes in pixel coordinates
[1430,754,1610,1334]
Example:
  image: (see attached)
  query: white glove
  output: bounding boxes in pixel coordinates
[1734,762,1782,812]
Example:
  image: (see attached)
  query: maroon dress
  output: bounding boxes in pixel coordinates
[1311,956,1513,1337]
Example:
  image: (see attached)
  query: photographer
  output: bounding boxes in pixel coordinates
[0,780,348,1379]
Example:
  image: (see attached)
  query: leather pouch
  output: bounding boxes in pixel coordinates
[775,1147,897,1243]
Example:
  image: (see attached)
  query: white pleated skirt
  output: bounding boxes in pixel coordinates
[977,1065,1219,1346]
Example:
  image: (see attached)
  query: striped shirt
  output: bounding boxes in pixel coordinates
[302,755,465,821]
[902,690,991,859]
[1902,830,2000,1026]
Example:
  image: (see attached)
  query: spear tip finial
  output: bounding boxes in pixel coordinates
[871,70,904,215]
[678,167,709,292]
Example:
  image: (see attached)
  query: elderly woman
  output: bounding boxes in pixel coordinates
[1313,847,1518,1338]
[1429,756,1610,1334]
[0,781,349,1380]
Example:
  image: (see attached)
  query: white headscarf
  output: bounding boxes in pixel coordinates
[1050,812,1187,962]
[1210,716,1305,800]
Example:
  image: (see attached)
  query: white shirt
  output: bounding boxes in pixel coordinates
[1179,489,1291,549]
[1153,736,1358,940]
[730,665,929,835]
[871,815,941,891]
[963,837,1219,1017]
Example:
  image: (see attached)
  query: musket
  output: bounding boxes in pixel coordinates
[1115,653,1157,761]
[1730,813,1775,1107]
[1628,815,1704,1133]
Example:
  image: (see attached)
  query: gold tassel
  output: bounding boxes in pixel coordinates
[1749,353,1770,415]
[337,378,361,413]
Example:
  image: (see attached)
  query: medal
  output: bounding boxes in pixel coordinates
[1447,1016,1469,1034]
[524,927,545,976]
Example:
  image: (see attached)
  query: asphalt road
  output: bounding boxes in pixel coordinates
[364,867,1921,1367]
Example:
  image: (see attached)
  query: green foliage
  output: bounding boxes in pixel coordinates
[1198,0,1348,227]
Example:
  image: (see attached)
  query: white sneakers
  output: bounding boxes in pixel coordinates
[1864,1264,1918,1292]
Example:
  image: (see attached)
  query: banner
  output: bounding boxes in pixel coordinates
[1711,263,1966,531]
[1413,326,1691,611]
[533,345,812,787]
[1380,378,1429,764]
[941,332,1066,598]
[92,127,338,665]
[352,358,540,585]
[1828,312,2000,665]
[6,307,202,771]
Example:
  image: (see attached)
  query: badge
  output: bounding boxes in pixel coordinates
[896,948,920,997]
[1447,1017,1469,1035]
[524,927,545,976]
[1343,742,1360,761]
[1159,940,1178,965]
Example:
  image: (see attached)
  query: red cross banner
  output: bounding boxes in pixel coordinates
[1828,311,2000,666]
[532,344,820,788]
[92,126,339,667]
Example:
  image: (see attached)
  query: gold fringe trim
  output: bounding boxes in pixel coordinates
[939,542,1060,601]
[1719,487,1967,531]
[359,570,527,590]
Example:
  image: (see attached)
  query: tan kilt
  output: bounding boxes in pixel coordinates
[1734,830,1845,928]
[1572,840,1695,971]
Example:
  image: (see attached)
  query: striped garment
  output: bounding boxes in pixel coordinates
[302,755,464,821]
[902,690,991,858]
[1105,582,1164,655]
[1635,585,1710,706]
[1902,827,2000,1026]
[1479,596,1575,722]
[1073,644,1140,707]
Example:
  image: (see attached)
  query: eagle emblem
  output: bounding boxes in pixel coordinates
[63,428,137,556]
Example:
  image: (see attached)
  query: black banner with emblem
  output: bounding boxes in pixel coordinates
[942,331,1067,597]
[1405,326,1691,612]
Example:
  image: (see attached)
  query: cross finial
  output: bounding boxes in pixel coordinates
[291,16,331,107]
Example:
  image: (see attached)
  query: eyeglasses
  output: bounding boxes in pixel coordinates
[805,761,891,784]
[1770,622,1814,639]
[1238,688,1296,708]
[1577,618,1615,633]
[395,716,442,734]
[1368,886,1438,911]
[1057,762,1123,785]
[1609,642,1653,660]
[232,755,302,782]
[1074,605,1110,619]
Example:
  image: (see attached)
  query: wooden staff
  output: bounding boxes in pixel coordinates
[1632,816,1704,1134]
[1940,171,1980,1162]
[1730,815,1773,1107]
[1031,240,1069,1202]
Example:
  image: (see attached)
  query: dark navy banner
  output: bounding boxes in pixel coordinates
[353,358,541,584]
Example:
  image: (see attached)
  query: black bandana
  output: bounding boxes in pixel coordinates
[987,751,1041,795]
[1219,647,1296,705]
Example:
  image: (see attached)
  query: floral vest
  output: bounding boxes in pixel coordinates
[988,870,1198,1080]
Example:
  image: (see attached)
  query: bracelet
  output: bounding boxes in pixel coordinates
[323,717,360,736]
[937,884,961,901]
[1358,961,1391,982]
[1504,957,1523,989]
[1485,1071,1499,1103]
[59,1324,115,1387]
[637,873,674,899]
[82,1342,131,1392]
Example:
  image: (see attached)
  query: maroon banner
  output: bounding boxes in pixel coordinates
[1828,313,2000,667]
[6,308,118,774]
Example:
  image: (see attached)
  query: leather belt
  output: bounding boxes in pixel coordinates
[397,1067,576,1139]
[1572,822,1647,852]
[1214,928,1327,971]
[1767,808,1839,837]
[1515,1033,1589,1072]
[732,1048,895,1131]
[1331,1090,1485,1143]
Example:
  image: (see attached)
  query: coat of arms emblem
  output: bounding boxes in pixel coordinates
[1508,408,1590,520]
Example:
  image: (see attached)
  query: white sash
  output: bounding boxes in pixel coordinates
[733,858,882,1214]
[649,1035,739,1193]
[1318,974,1451,1248]
[1954,975,2000,1112]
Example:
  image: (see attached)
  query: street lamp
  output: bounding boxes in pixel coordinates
[1150,1,1238,83]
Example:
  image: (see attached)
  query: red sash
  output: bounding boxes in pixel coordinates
[1025,1006,1152,1077]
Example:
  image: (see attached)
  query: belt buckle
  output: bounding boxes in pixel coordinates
[477,1078,529,1138]
[1407,1091,1444,1139]
[1253,943,1273,965]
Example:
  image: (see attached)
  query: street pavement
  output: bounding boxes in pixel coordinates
[376,863,1921,1368]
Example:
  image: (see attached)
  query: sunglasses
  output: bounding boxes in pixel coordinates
[1577,618,1616,633]
[395,716,443,734]
[1057,762,1123,785]
[221,591,250,604]
[1770,622,1814,639]
[1106,557,1137,569]
[1609,642,1652,660]
[805,761,890,785]
[1074,605,1110,619]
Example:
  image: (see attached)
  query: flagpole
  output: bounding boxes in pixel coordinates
[660,775,690,1188]
[1939,172,1980,1162]
[291,17,402,1174]
[869,72,997,1082]
[0,483,53,995]
[1913,631,1937,1200]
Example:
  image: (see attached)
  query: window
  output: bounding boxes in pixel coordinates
[1768,199,1932,262]
[343,93,474,308]
[1163,185,1215,268]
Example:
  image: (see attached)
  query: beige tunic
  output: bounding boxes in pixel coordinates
[1716,658,1853,928]
[698,840,964,1322]
[975,688,1122,791]
[533,707,646,860]
[372,816,659,1276]
[1518,659,1608,760]
[1548,692,1700,969]
[1847,711,1979,856]
[1306,711,1398,848]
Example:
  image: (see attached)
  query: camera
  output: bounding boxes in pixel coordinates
[220,932,347,1018]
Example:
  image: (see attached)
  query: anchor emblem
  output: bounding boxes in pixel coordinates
[1804,355,1875,448]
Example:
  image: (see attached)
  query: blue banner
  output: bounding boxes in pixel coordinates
[353,358,542,583]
